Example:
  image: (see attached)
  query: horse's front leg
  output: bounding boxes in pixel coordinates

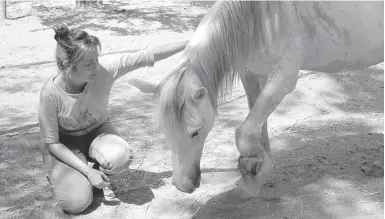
[236,62,299,197]
[239,69,271,156]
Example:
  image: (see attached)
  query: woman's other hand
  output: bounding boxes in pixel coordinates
[86,168,110,189]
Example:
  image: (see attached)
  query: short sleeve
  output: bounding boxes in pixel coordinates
[38,89,59,144]
[100,49,155,81]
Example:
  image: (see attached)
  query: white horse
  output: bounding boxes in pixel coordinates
[129,1,384,197]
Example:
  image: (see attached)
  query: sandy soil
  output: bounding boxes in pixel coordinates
[0,1,383,219]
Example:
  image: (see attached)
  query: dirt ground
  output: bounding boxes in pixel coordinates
[0,1,383,219]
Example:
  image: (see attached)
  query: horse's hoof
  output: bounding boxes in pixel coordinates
[361,162,384,177]
[235,176,261,198]
[236,153,273,197]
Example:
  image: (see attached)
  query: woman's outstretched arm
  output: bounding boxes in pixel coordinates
[149,40,189,62]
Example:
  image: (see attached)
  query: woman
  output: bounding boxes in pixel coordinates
[38,24,188,214]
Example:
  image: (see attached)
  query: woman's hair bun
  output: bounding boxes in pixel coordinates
[53,25,70,42]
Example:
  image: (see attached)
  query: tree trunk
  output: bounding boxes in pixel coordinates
[0,1,6,20]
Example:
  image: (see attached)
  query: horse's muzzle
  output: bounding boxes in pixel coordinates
[172,169,201,194]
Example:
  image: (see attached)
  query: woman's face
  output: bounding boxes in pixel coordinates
[72,47,99,83]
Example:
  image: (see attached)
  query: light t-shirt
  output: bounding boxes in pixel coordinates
[38,50,154,144]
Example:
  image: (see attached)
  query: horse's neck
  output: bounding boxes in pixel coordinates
[184,1,249,106]
[185,20,211,60]
[185,0,221,58]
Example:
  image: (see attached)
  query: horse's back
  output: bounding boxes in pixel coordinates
[239,1,384,74]
[301,1,384,72]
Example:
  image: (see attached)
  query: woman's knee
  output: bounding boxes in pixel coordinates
[90,134,133,174]
[51,165,93,214]
[61,190,93,214]
[108,151,133,174]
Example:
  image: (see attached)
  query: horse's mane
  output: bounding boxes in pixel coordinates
[155,1,287,130]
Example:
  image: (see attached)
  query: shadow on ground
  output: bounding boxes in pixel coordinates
[0,130,167,218]
[1,117,382,218]
[192,128,384,219]
[30,2,205,36]
[0,129,240,218]
[185,66,384,218]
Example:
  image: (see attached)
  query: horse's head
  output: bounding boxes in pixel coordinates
[129,60,216,193]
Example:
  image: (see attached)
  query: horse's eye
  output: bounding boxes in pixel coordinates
[191,130,199,138]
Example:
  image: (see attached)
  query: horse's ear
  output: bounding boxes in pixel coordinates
[193,87,207,102]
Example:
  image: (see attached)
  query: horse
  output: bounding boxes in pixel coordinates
[129,1,384,197]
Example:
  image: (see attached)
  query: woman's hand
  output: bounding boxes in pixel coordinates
[86,168,110,189]
[89,146,114,173]
[99,161,114,173]
[151,40,189,62]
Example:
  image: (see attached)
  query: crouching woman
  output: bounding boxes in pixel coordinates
[38,25,187,214]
